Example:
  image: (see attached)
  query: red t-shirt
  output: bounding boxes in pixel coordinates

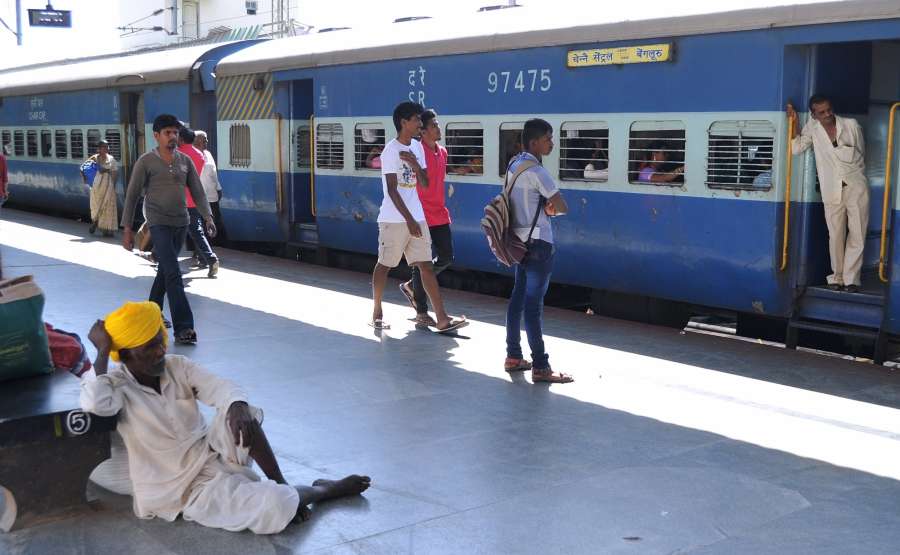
[416,141,450,227]
[177,144,205,208]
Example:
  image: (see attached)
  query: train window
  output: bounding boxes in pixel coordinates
[628,121,686,185]
[229,123,252,167]
[354,124,385,170]
[295,125,311,169]
[315,123,344,170]
[55,130,68,159]
[105,130,122,160]
[86,129,101,156]
[26,131,38,157]
[14,131,24,156]
[1,131,10,154]
[707,121,776,190]
[70,130,84,159]
[498,122,524,176]
[445,123,483,176]
[560,122,609,182]
[40,130,52,157]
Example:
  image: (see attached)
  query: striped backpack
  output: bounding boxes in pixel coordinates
[480,159,543,267]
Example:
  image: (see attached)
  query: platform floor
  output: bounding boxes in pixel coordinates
[3,208,900,554]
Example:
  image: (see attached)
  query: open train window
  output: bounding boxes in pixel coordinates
[86,129,101,156]
[315,123,343,170]
[229,123,251,167]
[706,121,775,190]
[105,130,122,160]
[55,130,68,159]
[498,122,524,176]
[560,122,609,183]
[26,131,38,157]
[70,130,84,160]
[295,125,310,169]
[14,131,24,156]
[354,124,385,170]
[445,123,483,176]
[628,121,686,186]
[1,131,10,154]
[40,130,52,157]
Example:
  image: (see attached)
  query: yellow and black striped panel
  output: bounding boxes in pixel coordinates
[217,74,274,121]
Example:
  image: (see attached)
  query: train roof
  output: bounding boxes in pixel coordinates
[217,0,900,77]
[0,41,256,98]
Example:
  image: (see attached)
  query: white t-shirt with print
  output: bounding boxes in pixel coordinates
[377,138,427,223]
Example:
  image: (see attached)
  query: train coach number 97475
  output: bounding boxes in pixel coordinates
[488,69,552,94]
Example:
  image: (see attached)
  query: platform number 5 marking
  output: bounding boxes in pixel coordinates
[66,410,91,436]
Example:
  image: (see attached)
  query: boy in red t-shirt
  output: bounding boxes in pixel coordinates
[177,127,219,277]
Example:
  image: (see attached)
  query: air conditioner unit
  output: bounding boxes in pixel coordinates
[246,1,258,15]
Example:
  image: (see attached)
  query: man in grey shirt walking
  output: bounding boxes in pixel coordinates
[121,114,216,345]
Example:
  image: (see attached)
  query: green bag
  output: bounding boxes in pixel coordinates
[0,275,53,381]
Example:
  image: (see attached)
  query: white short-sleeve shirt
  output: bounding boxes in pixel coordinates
[377,138,427,223]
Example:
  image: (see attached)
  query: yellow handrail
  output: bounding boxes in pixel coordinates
[780,113,795,271]
[879,102,900,283]
[275,114,284,212]
[309,115,316,217]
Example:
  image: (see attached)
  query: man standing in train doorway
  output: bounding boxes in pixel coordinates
[788,95,869,293]
[121,114,216,345]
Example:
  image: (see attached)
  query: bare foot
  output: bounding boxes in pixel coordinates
[312,475,371,497]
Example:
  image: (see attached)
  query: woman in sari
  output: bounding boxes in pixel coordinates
[82,140,119,236]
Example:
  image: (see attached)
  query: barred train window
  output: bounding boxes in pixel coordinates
[295,125,310,169]
[354,124,385,170]
[628,121,686,185]
[1,131,10,153]
[560,122,609,182]
[707,121,776,190]
[27,131,38,157]
[229,123,251,167]
[315,123,343,169]
[498,122,524,176]
[445,123,483,176]
[40,130,52,157]
[105,130,122,160]
[70,130,84,159]
[14,131,24,156]
[55,130,68,159]
[86,129,101,155]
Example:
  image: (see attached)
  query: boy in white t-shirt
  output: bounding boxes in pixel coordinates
[370,102,467,333]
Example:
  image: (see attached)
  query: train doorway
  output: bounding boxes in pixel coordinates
[118,92,144,186]
[283,79,317,246]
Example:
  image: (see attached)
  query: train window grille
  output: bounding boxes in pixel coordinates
[560,122,609,182]
[87,129,101,156]
[55,130,68,159]
[229,123,252,167]
[295,125,311,169]
[445,123,483,176]
[628,121,686,185]
[26,131,38,157]
[706,121,775,190]
[40,131,52,157]
[13,131,24,156]
[105,130,122,160]
[315,123,343,170]
[498,122,524,176]
[1,131,10,154]
[354,124,385,170]
[70,130,84,160]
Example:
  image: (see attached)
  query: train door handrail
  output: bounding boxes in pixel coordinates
[310,115,316,217]
[275,114,284,212]
[878,102,900,283]
[780,113,795,271]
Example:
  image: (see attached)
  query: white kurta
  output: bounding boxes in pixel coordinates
[200,150,222,203]
[792,115,870,286]
[80,355,299,534]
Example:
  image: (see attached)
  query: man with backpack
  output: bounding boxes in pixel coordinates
[503,119,573,384]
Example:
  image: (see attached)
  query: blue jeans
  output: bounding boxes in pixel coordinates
[149,225,194,333]
[188,208,217,265]
[505,239,554,370]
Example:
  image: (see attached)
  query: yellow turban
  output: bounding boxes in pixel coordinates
[104,301,168,362]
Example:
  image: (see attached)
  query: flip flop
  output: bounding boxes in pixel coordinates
[175,329,197,345]
[504,358,532,372]
[432,317,468,334]
[398,282,416,310]
[369,319,391,330]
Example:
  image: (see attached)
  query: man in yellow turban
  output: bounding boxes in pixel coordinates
[81,301,370,534]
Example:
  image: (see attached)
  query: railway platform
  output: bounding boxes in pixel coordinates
[2,208,900,554]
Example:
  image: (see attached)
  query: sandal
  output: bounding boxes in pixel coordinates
[434,316,468,334]
[504,358,532,372]
[532,367,574,384]
[399,281,416,310]
[415,313,437,327]
[175,329,197,345]
[369,319,390,330]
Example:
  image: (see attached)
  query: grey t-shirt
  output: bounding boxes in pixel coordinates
[121,148,210,229]
[508,152,559,244]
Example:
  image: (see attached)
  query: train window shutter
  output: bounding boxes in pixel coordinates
[445,122,484,176]
[354,123,385,170]
[315,123,343,170]
[707,120,776,190]
[560,121,609,183]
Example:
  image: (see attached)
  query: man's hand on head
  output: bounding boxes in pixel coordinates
[88,320,112,354]
[226,401,256,447]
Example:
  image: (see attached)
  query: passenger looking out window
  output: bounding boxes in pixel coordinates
[637,142,684,184]
[366,145,383,169]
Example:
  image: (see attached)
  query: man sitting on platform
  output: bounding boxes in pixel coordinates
[80,301,370,534]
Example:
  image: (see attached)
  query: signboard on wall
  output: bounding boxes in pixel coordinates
[28,8,72,28]
[567,43,672,68]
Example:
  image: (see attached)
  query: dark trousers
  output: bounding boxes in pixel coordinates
[187,207,217,265]
[209,201,226,245]
[410,223,454,314]
[505,240,554,370]
[149,225,193,333]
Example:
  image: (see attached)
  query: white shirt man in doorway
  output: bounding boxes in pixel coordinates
[788,95,869,293]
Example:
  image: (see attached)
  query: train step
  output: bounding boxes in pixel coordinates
[290,222,319,246]
[785,316,888,364]
[794,286,885,330]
